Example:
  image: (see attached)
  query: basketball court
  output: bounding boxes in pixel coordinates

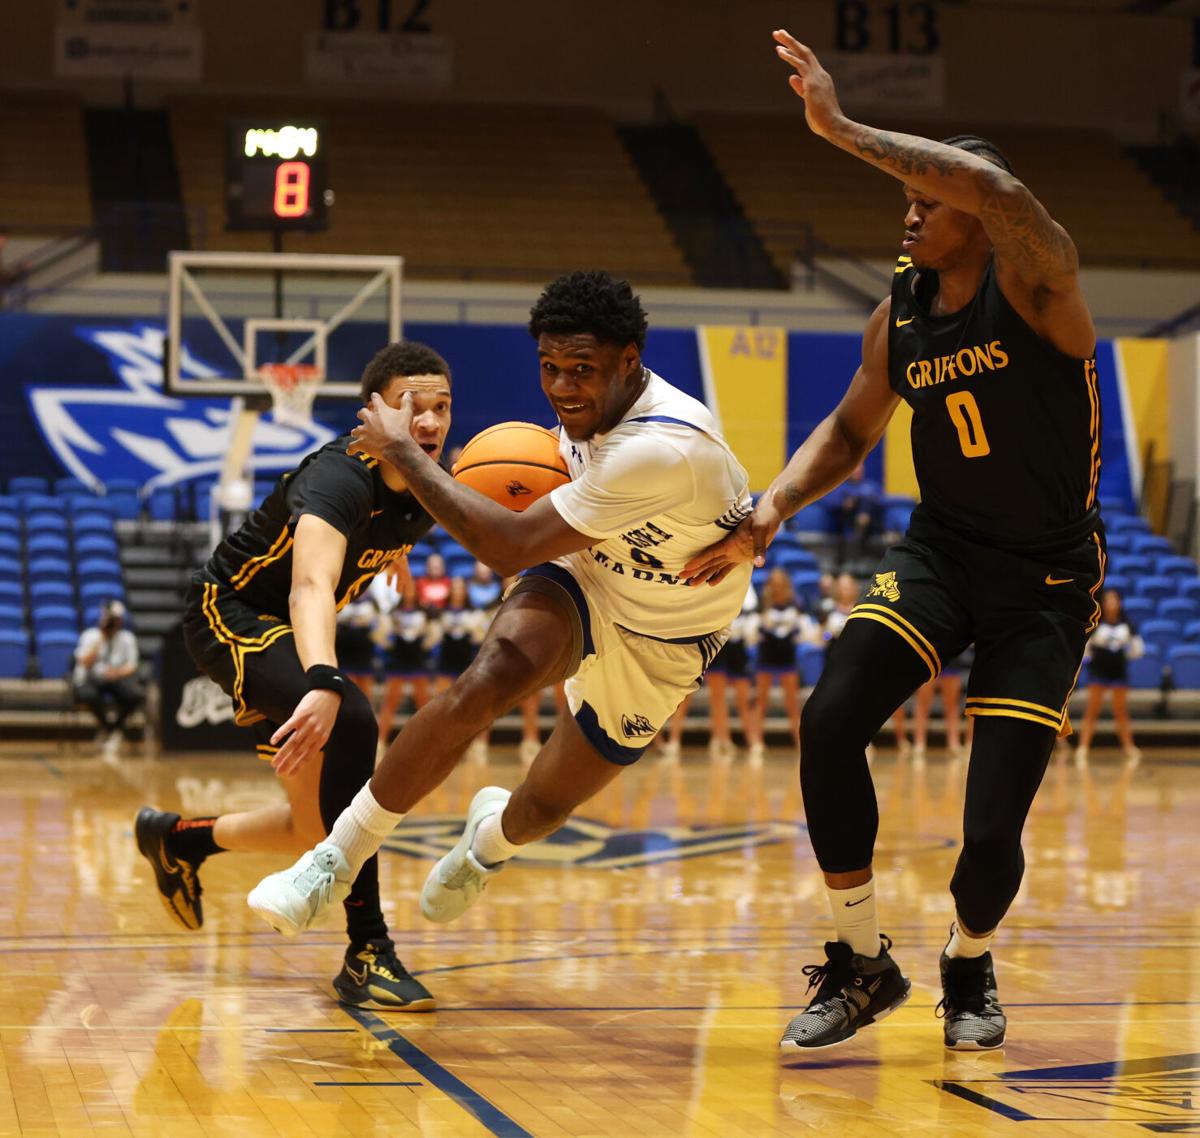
[1,741,1195,1137]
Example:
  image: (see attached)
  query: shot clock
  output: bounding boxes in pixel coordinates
[226,120,331,231]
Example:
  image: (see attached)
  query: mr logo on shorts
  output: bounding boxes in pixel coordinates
[621,713,656,738]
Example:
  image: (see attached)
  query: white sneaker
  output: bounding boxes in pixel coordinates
[247,842,353,937]
[747,740,765,765]
[101,732,122,760]
[1074,744,1089,768]
[661,739,682,762]
[1123,745,1142,768]
[420,786,510,923]
[518,738,539,765]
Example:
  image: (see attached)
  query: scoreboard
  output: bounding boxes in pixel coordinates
[226,120,330,231]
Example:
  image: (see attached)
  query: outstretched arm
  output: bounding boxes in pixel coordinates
[351,393,593,577]
[772,29,1094,353]
[684,298,896,585]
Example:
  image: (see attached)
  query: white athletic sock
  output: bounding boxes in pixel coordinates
[471,810,521,867]
[328,784,406,878]
[827,880,882,958]
[946,920,994,959]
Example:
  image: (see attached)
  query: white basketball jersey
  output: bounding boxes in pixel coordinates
[548,370,753,640]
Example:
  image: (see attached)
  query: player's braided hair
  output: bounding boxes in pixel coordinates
[528,270,649,351]
[360,341,450,403]
[940,134,1015,176]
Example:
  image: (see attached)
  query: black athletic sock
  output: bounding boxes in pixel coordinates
[168,817,225,865]
[344,854,389,950]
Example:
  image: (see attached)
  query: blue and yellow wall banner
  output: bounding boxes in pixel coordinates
[697,326,787,491]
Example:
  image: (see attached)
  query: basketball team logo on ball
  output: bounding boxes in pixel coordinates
[451,421,570,511]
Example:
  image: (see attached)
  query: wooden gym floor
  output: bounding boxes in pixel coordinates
[0,741,1196,1137]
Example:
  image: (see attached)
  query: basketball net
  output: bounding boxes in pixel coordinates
[258,362,323,428]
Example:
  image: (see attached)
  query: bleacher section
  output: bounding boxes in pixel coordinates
[169,99,691,285]
[0,94,91,231]
[699,117,1200,275]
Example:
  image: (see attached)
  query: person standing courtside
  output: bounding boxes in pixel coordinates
[685,30,1104,1052]
[134,341,453,1011]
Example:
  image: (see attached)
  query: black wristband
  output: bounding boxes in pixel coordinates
[306,664,346,694]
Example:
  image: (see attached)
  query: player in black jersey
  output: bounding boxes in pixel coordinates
[134,341,452,1012]
[685,30,1105,1052]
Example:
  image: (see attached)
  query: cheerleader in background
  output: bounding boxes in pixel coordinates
[663,582,761,761]
[376,585,437,743]
[755,568,820,751]
[435,577,492,760]
[912,646,974,762]
[1076,587,1144,765]
[334,595,380,702]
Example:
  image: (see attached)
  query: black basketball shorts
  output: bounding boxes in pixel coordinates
[846,513,1106,736]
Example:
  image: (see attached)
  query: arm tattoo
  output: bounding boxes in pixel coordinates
[845,124,1077,288]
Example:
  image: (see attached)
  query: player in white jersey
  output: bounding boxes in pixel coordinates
[247,271,753,939]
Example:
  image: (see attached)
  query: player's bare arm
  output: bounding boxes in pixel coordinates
[684,298,897,585]
[772,28,1094,357]
[272,513,347,776]
[352,392,594,577]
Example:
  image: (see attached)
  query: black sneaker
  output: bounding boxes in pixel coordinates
[332,941,436,1012]
[938,949,1007,1050]
[135,806,203,931]
[779,935,911,1050]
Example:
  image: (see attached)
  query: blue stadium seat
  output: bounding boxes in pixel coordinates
[31,604,78,635]
[36,630,77,678]
[1121,596,1155,625]
[104,478,142,496]
[0,534,19,559]
[74,533,119,559]
[775,547,819,571]
[1168,645,1200,689]
[0,630,28,678]
[53,477,93,497]
[26,511,69,534]
[0,513,18,536]
[77,556,123,582]
[1100,573,1129,597]
[884,504,914,533]
[1128,648,1163,689]
[1155,555,1197,579]
[27,557,71,583]
[405,556,427,579]
[1110,554,1153,577]
[29,580,74,605]
[0,603,23,629]
[750,566,770,592]
[107,492,141,521]
[146,488,179,521]
[788,502,831,534]
[446,555,476,578]
[1104,532,1132,554]
[1139,619,1182,655]
[20,493,64,514]
[1178,579,1200,604]
[882,493,917,511]
[0,556,22,581]
[1185,620,1200,643]
[72,513,116,539]
[1135,576,1176,603]
[8,477,49,496]
[1131,533,1174,557]
[70,497,116,519]
[1158,597,1199,624]
[79,580,124,608]
[799,643,825,687]
[1108,514,1150,534]
[791,570,823,607]
[0,580,22,605]
[27,533,69,559]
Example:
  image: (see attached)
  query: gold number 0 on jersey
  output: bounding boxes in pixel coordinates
[945,390,992,458]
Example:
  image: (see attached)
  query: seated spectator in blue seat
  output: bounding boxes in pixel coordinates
[827,463,881,562]
[466,560,502,610]
[72,600,143,757]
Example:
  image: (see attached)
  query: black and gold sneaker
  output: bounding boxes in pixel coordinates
[779,935,911,1050]
[938,949,1007,1050]
[135,807,204,930]
[332,941,436,1012]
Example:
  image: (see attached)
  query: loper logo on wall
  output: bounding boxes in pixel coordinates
[27,325,334,493]
[175,675,236,729]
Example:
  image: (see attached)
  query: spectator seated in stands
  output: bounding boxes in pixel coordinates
[416,551,452,611]
[467,560,502,610]
[72,600,144,757]
[828,463,881,564]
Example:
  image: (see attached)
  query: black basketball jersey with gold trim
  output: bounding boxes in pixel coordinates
[888,256,1100,550]
[196,436,435,616]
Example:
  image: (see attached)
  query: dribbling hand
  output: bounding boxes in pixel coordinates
[349,391,414,463]
[773,29,846,139]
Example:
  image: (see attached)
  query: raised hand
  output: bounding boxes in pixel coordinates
[772,29,846,139]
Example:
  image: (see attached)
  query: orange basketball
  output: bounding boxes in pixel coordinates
[451,421,570,511]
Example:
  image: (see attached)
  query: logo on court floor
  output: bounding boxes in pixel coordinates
[27,324,334,492]
[868,571,901,602]
[383,815,804,869]
[935,1052,1200,1130]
